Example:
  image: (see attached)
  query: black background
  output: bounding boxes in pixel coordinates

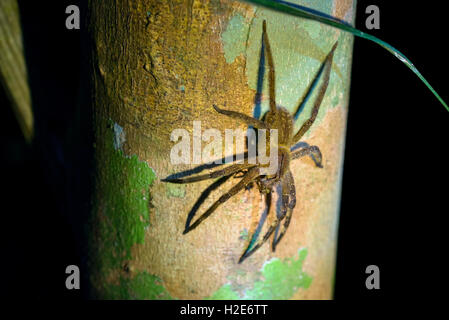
[0,0,447,302]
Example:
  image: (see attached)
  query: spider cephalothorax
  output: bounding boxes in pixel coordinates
[163,20,337,263]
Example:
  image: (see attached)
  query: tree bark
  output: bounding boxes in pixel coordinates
[88,0,355,299]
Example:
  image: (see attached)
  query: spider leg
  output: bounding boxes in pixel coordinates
[262,20,277,113]
[164,150,255,180]
[291,145,323,168]
[161,163,255,184]
[212,105,267,129]
[238,188,290,263]
[272,170,296,251]
[184,175,233,233]
[184,166,260,234]
[293,41,338,143]
[241,191,272,262]
[238,212,283,263]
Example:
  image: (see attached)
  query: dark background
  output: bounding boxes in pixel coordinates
[0,0,446,301]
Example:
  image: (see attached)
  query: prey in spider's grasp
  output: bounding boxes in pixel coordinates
[162,20,337,263]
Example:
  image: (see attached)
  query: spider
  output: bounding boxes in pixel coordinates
[163,20,337,263]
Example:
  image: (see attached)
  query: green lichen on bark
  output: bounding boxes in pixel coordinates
[206,284,240,300]
[206,248,312,299]
[221,13,248,64]
[165,183,186,198]
[90,119,156,287]
[245,248,312,299]
[102,271,174,300]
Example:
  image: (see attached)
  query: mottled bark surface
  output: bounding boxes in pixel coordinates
[88,0,355,299]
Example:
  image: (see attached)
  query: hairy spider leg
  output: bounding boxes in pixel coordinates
[212,19,277,129]
[269,147,322,251]
[292,44,335,121]
[260,146,290,187]
[239,145,323,262]
[278,147,291,178]
[270,147,324,251]
[184,166,260,234]
[238,198,287,263]
[272,170,296,251]
[212,105,267,129]
[238,175,295,263]
[262,20,277,113]
[161,163,255,184]
[184,175,233,232]
[291,145,323,168]
[240,191,272,262]
[293,41,338,143]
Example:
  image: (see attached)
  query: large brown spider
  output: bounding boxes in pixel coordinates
[163,21,337,263]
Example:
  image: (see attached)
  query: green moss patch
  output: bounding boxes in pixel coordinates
[245,248,312,299]
[206,248,312,300]
[166,183,186,198]
[221,13,248,64]
[103,272,174,300]
[91,120,156,277]
[206,284,240,300]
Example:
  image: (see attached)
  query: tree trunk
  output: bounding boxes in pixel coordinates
[88,0,355,299]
